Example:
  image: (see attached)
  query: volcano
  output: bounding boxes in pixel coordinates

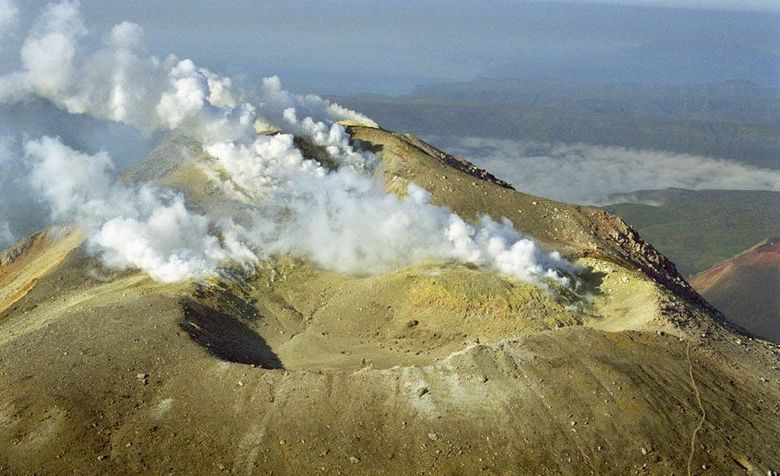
[1,124,778,474]
[691,239,780,344]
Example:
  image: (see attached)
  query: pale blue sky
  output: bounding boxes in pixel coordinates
[4,1,779,94]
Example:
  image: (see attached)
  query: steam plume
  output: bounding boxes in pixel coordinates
[0,1,573,288]
[0,0,18,44]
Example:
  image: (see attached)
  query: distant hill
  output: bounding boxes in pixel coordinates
[690,239,780,343]
[409,79,780,126]
[604,189,780,276]
[331,95,780,170]
[479,41,780,88]
[609,41,780,87]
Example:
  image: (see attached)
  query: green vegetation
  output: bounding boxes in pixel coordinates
[605,189,780,276]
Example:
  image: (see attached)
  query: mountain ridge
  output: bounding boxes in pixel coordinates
[0,126,778,474]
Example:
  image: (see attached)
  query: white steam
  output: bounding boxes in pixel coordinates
[205,136,574,285]
[0,222,12,246]
[436,137,780,205]
[0,135,17,247]
[0,0,18,45]
[24,136,255,283]
[0,1,254,142]
[0,2,369,144]
[0,1,573,288]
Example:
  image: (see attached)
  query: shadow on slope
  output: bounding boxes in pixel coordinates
[180,299,283,369]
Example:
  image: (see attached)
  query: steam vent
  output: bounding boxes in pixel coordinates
[1,1,779,474]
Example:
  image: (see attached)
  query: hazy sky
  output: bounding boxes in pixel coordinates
[3,1,779,94]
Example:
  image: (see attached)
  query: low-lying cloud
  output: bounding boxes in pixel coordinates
[435,137,780,205]
[0,1,573,288]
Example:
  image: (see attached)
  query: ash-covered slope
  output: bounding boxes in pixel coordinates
[0,126,779,475]
[346,125,700,305]
[691,239,780,343]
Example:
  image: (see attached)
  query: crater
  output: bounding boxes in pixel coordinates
[181,262,584,372]
[180,299,283,369]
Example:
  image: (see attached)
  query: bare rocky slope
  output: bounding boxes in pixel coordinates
[0,125,778,475]
[691,239,780,344]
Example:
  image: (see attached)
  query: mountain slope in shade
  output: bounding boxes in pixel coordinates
[0,126,778,474]
[691,239,780,343]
